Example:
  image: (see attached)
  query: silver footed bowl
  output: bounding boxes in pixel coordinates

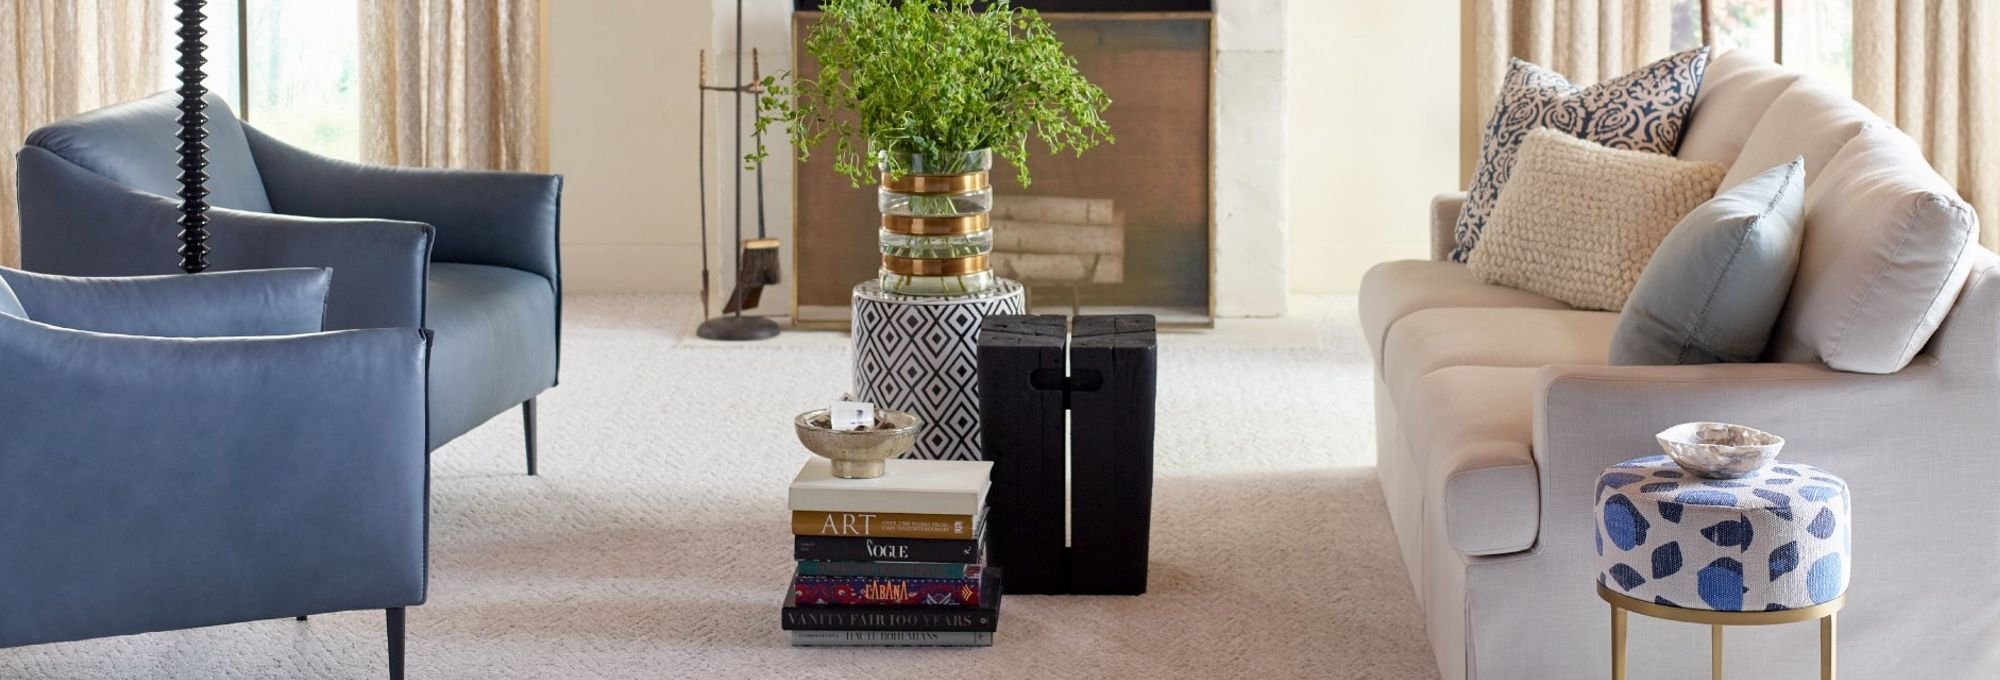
[1656,422,1785,479]
[794,408,923,479]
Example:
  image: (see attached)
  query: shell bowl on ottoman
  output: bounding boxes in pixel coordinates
[1656,422,1786,480]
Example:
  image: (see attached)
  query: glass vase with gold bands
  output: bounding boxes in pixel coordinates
[876,148,998,295]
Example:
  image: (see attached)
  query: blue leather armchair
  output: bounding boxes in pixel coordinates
[0,267,428,678]
[15,92,561,472]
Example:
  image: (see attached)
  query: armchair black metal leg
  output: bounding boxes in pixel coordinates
[387,607,405,680]
[523,398,539,476]
[296,616,307,621]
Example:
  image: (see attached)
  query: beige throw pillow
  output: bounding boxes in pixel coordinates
[1468,130,1726,312]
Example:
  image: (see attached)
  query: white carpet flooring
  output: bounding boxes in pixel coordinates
[0,294,1440,679]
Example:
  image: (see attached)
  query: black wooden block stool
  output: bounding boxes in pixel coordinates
[977,314,1157,595]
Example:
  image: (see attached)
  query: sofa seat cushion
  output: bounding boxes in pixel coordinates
[1679,50,1802,166]
[1382,307,1618,403]
[1358,260,1571,358]
[1399,366,1541,555]
[426,263,558,449]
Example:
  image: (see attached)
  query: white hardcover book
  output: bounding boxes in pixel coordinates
[789,630,995,647]
[788,458,993,516]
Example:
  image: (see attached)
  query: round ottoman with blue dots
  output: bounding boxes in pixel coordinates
[1594,455,1851,612]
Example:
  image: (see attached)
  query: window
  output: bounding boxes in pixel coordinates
[159,1,362,161]
[1670,0,1853,97]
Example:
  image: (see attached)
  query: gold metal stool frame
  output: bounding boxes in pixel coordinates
[1600,583,1844,680]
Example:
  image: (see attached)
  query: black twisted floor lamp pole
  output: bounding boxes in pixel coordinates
[174,0,210,274]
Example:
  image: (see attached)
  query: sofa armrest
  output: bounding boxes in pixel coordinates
[1431,192,1465,261]
[243,126,561,287]
[1529,358,1986,549]
[15,146,434,331]
[0,318,430,646]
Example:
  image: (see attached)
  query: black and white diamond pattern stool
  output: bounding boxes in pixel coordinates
[851,279,1025,461]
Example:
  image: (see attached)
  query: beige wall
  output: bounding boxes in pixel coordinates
[1285,0,1462,293]
[549,0,714,293]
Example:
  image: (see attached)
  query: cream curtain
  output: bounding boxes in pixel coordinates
[1461,0,1673,180]
[1854,0,2000,249]
[358,0,541,171]
[1,0,164,267]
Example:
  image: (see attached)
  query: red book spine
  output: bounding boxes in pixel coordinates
[793,576,983,607]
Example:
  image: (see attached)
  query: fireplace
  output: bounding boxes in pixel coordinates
[786,1,1221,328]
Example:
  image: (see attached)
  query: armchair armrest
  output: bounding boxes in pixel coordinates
[1431,192,1465,261]
[243,126,561,287]
[14,145,434,330]
[0,317,430,646]
[0,267,332,337]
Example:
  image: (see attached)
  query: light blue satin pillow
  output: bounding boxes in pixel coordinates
[1610,157,1805,365]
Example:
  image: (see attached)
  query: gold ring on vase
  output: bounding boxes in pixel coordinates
[881,254,990,276]
[881,171,990,195]
[881,213,989,236]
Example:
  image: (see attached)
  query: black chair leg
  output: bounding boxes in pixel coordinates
[387,607,405,680]
[296,615,308,622]
[523,398,539,476]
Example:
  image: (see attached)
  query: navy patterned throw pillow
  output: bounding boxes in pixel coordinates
[1451,48,1710,263]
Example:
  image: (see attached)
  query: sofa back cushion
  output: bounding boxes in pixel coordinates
[1468,130,1726,312]
[22,92,272,213]
[1769,125,1979,373]
[1679,50,1802,167]
[1717,77,1876,192]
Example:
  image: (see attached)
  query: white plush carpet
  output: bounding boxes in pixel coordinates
[0,294,1439,679]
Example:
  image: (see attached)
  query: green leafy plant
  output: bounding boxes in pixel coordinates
[751,0,1113,187]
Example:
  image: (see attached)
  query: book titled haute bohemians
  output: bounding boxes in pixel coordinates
[791,510,979,540]
[781,577,1003,633]
[788,630,994,648]
[793,572,987,607]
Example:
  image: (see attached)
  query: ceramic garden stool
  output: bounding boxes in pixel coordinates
[1593,455,1851,679]
[850,278,1025,461]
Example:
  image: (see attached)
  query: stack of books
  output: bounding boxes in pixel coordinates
[782,457,1002,647]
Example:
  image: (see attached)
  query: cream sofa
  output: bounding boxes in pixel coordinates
[1361,51,2000,679]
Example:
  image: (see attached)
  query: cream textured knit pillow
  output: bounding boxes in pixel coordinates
[1468,129,1726,312]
